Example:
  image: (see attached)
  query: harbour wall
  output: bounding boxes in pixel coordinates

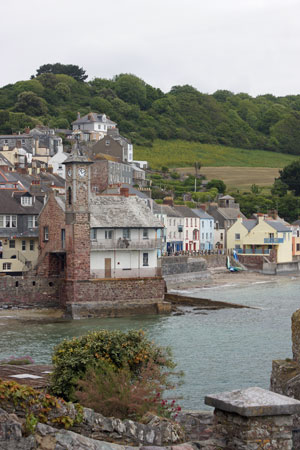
[0,274,169,318]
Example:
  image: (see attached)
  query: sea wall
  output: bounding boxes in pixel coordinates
[63,277,168,318]
[0,275,61,309]
[0,274,169,318]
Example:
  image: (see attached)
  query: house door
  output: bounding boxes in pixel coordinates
[105,258,111,278]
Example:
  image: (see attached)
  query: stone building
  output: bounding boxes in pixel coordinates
[37,143,166,318]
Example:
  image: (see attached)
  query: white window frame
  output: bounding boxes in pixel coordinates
[28,215,37,228]
[0,215,17,228]
[3,263,11,270]
[105,230,113,239]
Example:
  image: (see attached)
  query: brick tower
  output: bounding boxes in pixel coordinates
[63,140,93,281]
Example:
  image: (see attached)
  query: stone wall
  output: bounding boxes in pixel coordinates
[270,308,300,449]
[63,277,167,318]
[200,254,226,268]
[0,275,61,308]
[161,256,207,276]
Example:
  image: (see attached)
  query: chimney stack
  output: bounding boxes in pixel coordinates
[120,187,129,197]
[77,112,80,119]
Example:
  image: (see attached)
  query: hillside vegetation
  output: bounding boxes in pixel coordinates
[2,65,300,159]
[134,140,299,169]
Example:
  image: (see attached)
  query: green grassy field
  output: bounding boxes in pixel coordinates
[135,140,300,169]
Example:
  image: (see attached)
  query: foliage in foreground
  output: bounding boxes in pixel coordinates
[51,329,176,402]
[75,359,181,420]
[0,379,83,434]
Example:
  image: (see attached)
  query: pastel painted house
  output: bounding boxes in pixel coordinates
[227,216,293,267]
[291,223,300,258]
[193,208,214,251]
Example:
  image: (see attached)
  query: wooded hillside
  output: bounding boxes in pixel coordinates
[1,65,300,156]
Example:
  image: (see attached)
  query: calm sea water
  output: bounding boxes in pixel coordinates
[1,277,300,409]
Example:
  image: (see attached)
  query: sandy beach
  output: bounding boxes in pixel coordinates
[167,267,300,291]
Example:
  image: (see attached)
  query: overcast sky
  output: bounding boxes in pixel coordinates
[2,0,300,97]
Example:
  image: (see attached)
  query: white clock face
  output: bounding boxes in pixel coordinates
[78,168,86,178]
[67,169,72,177]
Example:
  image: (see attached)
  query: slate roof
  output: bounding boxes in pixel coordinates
[72,112,116,126]
[217,207,246,220]
[0,190,43,215]
[152,204,181,217]
[173,205,199,218]
[241,219,257,231]
[192,209,214,220]
[90,195,163,229]
[266,220,291,232]
[103,184,148,199]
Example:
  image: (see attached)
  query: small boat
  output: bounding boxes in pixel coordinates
[226,255,243,272]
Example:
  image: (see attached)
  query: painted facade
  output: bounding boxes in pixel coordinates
[193,208,214,251]
[227,216,293,263]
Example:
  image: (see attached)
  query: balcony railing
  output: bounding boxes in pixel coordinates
[91,238,162,250]
[236,248,270,255]
[264,238,284,244]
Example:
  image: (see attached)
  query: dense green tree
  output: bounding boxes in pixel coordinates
[35,63,88,82]
[114,74,147,108]
[207,179,226,193]
[271,179,288,197]
[15,91,48,116]
[278,160,300,195]
[55,82,71,99]
[271,112,300,155]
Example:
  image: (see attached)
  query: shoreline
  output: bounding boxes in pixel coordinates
[0,270,299,322]
[167,267,300,292]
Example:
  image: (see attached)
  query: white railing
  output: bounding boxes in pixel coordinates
[90,238,162,250]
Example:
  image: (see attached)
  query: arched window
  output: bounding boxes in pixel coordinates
[68,187,72,205]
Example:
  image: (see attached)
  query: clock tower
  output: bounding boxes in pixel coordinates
[63,140,93,281]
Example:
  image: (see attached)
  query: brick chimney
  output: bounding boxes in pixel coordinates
[163,197,174,206]
[199,203,206,211]
[120,187,129,197]
[24,127,30,134]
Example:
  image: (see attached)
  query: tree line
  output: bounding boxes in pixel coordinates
[1,64,300,155]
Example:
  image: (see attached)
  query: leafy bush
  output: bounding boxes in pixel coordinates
[0,379,83,433]
[75,358,174,420]
[51,329,175,401]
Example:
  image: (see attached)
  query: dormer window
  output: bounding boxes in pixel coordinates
[21,196,32,206]
[105,140,110,146]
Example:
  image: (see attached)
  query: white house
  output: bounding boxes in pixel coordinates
[48,146,69,178]
[72,112,117,141]
[89,194,163,278]
[173,205,200,252]
[152,203,184,254]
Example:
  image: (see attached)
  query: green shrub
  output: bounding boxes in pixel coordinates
[51,329,175,401]
[75,358,173,420]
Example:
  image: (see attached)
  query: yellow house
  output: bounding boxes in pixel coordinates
[227,216,292,264]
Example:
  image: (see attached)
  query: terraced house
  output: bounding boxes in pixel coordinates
[227,215,292,270]
[0,190,43,274]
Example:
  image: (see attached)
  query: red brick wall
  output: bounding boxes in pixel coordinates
[90,160,109,193]
[37,193,66,277]
[0,276,62,308]
[239,249,277,270]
